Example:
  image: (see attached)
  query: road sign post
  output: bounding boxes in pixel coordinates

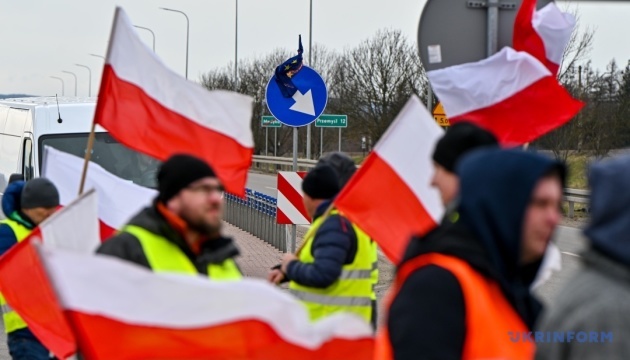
[265,66,328,253]
[315,114,347,154]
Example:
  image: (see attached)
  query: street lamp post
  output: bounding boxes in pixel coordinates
[62,71,78,96]
[160,7,189,79]
[134,25,156,52]
[75,64,92,97]
[89,53,105,60]
[306,0,313,159]
[234,0,238,91]
[49,76,65,96]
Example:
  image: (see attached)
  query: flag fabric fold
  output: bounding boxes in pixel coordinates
[95,7,254,196]
[333,96,444,263]
[427,47,583,145]
[42,146,156,240]
[513,0,576,75]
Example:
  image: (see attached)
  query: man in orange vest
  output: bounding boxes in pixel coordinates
[380,148,565,360]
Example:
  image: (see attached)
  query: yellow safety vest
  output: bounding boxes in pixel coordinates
[289,210,378,323]
[0,219,31,333]
[122,225,242,280]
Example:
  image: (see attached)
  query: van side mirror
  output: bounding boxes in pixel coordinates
[8,174,24,184]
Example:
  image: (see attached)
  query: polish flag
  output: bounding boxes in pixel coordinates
[513,0,576,75]
[95,7,254,197]
[427,47,584,145]
[333,96,444,264]
[0,190,104,359]
[0,243,374,359]
[42,146,156,239]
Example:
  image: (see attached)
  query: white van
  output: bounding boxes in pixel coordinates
[0,97,158,218]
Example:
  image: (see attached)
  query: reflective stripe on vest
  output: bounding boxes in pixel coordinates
[289,210,377,323]
[0,219,31,333]
[123,225,242,281]
[375,253,534,360]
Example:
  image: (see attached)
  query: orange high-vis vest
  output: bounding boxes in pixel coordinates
[375,253,535,360]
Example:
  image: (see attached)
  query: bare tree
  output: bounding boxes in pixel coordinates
[331,29,428,144]
[558,6,595,83]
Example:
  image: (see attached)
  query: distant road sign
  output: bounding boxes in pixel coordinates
[261,116,282,128]
[315,114,347,128]
[432,102,450,127]
[265,66,328,127]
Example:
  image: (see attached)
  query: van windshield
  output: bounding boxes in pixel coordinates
[38,133,160,189]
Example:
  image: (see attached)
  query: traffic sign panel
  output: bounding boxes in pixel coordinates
[265,66,328,127]
[315,114,347,128]
[261,116,282,128]
[432,102,450,127]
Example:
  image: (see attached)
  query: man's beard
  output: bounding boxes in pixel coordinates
[180,207,222,236]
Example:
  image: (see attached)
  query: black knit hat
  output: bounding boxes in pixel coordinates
[302,164,341,200]
[21,178,60,209]
[432,122,499,172]
[316,152,357,188]
[157,154,217,202]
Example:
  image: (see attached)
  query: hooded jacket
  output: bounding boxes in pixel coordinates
[536,155,630,360]
[388,149,564,360]
[0,181,36,256]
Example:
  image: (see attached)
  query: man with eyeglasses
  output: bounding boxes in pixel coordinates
[97,154,242,280]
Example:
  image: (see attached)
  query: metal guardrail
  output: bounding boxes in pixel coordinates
[564,188,590,218]
[224,189,287,252]
[252,155,318,172]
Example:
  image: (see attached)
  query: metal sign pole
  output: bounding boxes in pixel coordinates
[265,127,269,156]
[291,127,298,253]
[320,127,323,157]
[487,0,499,57]
[274,128,277,156]
[427,83,433,110]
[338,128,341,151]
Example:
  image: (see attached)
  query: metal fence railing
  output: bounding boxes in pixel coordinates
[224,189,287,252]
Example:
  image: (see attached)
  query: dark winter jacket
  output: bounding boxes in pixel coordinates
[0,181,36,256]
[388,149,564,360]
[97,202,240,275]
[536,155,630,360]
[285,200,358,288]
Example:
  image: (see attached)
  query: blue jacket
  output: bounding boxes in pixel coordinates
[286,200,358,288]
[0,181,35,256]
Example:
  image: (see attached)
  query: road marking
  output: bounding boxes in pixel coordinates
[561,251,580,258]
[266,186,277,191]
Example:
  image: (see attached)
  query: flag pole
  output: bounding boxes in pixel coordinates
[78,8,119,195]
[295,202,335,256]
[78,123,97,195]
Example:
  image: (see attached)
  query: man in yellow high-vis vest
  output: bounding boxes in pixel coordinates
[97,154,241,280]
[0,178,60,359]
[268,164,378,329]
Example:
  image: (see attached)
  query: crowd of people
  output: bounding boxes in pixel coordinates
[0,122,628,359]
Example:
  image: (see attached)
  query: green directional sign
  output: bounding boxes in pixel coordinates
[261,115,282,128]
[315,114,347,128]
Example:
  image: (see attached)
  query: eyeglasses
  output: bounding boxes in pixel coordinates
[186,184,225,198]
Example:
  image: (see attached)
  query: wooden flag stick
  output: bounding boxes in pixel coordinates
[78,122,97,195]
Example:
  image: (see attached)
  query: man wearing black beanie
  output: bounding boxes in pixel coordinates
[431,122,499,206]
[97,154,242,280]
[268,164,379,329]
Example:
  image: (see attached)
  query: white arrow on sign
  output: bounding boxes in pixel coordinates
[289,89,315,116]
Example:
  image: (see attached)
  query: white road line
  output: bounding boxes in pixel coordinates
[266,187,277,191]
[561,251,581,258]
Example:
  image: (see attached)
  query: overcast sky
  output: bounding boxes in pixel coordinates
[1,0,629,96]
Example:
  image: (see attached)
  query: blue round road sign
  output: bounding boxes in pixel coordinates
[265,66,328,127]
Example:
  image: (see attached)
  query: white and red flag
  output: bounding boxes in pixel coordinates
[94,7,254,196]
